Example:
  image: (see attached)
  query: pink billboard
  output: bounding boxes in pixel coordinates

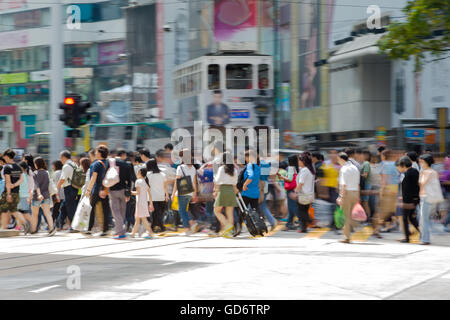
[214,0,257,42]
[98,41,126,65]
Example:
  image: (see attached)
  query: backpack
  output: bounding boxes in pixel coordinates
[69,163,86,190]
[103,158,120,188]
[237,164,255,191]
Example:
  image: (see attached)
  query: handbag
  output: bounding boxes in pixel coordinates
[351,203,367,222]
[103,158,120,188]
[298,193,314,205]
[71,196,92,232]
[176,166,194,196]
[284,170,297,191]
[425,174,444,204]
[47,171,58,196]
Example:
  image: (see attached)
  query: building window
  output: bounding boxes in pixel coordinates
[226,64,253,89]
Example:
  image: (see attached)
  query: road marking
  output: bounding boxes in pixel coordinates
[266,224,285,237]
[29,285,61,293]
[442,274,450,279]
[351,226,373,242]
[161,262,177,266]
[304,228,331,238]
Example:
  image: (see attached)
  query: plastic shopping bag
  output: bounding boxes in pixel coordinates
[351,203,367,222]
[334,206,345,229]
[71,196,92,232]
[170,195,189,212]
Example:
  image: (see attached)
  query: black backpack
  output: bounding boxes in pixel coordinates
[237,164,255,191]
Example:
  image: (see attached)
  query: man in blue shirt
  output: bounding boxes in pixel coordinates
[242,150,261,209]
[85,145,111,236]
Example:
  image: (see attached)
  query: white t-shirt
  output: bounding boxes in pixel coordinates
[158,163,176,194]
[339,162,360,191]
[214,166,238,185]
[176,164,197,197]
[60,160,75,188]
[147,172,167,202]
[297,167,315,195]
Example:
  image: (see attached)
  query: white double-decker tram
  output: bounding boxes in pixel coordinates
[173,51,274,131]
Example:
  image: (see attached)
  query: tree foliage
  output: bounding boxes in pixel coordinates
[378,0,450,71]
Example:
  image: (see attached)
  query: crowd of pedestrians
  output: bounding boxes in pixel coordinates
[0,144,448,245]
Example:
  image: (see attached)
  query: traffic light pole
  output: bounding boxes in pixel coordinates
[50,1,65,162]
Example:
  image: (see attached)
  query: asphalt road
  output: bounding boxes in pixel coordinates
[1,224,450,300]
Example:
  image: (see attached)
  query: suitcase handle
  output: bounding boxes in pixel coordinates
[236,193,249,212]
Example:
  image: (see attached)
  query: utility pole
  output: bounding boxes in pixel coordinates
[50,1,64,161]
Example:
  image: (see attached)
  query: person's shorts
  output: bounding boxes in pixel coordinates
[361,183,371,202]
[18,197,31,214]
[31,198,52,208]
[0,192,20,213]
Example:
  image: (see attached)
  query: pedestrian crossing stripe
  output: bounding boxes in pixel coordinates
[304,228,331,238]
[265,224,285,237]
[351,226,374,242]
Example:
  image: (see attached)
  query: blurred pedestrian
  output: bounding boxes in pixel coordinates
[295,153,315,233]
[30,157,55,236]
[146,158,168,233]
[85,145,111,236]
[336,152,360,243]
[130,168,154,239]
[396,156,420,243]
[213,152,238,238]
[418,154,444,245]
[280,154,299,231]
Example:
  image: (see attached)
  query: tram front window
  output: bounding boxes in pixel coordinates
[226,64,253,89]
[208,64,220,90]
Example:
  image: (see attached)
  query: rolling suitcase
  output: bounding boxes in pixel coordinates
[236,193,268,236]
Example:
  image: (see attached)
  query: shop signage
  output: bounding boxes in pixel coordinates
[405,129,425,139]
[0,72,28,84]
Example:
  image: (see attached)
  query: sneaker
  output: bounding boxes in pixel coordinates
[113,234,127,240]
[190,222,199,233]
[100,232,108,237]
[48,227,57,237]
[143,234,153,239]
[280,218,288,222]
[340,239,351,244]
[23,222,31,235]
[221,225,234,238]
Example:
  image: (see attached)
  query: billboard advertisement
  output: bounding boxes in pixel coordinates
[98,41,126,65]
[203,89,273,127]
[214,0,257,42]
[298,0,321,109]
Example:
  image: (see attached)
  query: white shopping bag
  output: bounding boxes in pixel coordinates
[71,197,92,232]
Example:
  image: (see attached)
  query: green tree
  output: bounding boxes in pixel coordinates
[378,0,450,71]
